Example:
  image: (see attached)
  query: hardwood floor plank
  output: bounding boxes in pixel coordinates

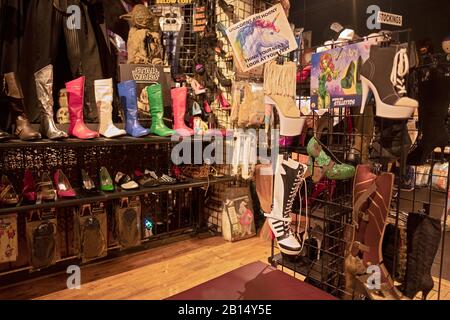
[0,235,448,300]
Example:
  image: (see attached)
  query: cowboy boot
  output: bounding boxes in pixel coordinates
[264,155,308,256]
[171,87,194,136]
[117,80,150,138]
[2,72,41,141]
[360,45,418,119]
[407,65,450,165]
[147,84,175,137]
[65,76,99,139]
[34,65,68,140]
[401,212,441,299]
[94,78,126,138]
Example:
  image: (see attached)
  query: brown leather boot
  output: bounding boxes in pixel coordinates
[349,165,407,300]
[2,72,41,141]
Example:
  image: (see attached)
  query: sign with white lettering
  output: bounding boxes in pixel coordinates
[377,11,403,27]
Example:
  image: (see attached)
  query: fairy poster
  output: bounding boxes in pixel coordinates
[225,4,298,72]
[310,41,372,111]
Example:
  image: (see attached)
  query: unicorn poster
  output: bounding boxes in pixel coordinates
[310,41,372,111]
[226,4,298,72]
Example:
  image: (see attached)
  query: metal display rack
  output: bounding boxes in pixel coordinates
[267,30,449,300]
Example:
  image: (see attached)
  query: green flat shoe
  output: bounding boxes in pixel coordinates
[99,167,114,192]
[307,137,355,180]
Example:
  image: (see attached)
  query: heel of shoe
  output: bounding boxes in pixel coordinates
[422,288,432,300]
[360,77,370,115]
[265,96,305,137]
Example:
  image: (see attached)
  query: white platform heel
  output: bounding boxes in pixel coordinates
[265,96,305,137]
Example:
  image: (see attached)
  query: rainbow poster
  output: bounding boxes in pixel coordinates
[226,4,298,72]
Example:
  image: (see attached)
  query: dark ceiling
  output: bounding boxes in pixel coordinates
[289,0,450,50]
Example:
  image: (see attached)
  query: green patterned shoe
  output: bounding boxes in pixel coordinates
[307,137,355,180]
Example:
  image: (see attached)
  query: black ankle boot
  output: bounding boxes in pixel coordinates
[402,212,441,300]
[407,65,450,165]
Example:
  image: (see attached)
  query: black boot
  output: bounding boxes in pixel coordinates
[407,65,450,165]
[402,212,441,300]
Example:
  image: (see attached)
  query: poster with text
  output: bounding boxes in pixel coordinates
[310,41,372,111]
[226,4,298,72]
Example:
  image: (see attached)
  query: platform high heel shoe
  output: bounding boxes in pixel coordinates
[264,60,305,137]
[360,46,418,119]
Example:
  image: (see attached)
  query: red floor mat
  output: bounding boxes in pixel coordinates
[167,261,338,300]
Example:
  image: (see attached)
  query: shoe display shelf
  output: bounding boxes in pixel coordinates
[0,134,234,283]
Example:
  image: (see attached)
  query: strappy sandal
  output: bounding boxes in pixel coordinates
[0,175,19,206]
[159,174,177,185]
[36,172,57,204]
[115,172,139,190]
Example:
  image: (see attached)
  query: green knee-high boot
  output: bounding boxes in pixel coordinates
[147,84,176,137]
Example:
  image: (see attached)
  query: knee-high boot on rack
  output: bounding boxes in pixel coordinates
[1,72,41,141]
[401,212,441,300]
[65,76,99,139]
[171,87,194,136]
[407,66,450,165]
[147,84,175,137]
[34,65,68,140]
[347,165,406,300]
[264,155,308,256]
[117,80,150,138]
[94,78,126,138]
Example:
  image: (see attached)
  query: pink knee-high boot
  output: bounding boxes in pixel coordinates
[171,87,194,136]
[65,76,99,139]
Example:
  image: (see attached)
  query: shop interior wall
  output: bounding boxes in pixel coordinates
[290,0,450,50]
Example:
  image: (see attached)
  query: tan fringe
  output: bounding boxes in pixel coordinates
[263,60,297,99]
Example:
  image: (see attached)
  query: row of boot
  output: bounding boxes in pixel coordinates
[0,64,197,142]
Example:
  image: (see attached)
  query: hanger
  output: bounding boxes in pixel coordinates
[371,162,382,175]
[276,54,285,65]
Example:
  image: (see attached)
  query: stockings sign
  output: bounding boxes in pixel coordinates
[225,4,297,72]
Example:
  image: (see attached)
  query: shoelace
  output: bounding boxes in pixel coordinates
[390,48,409,96]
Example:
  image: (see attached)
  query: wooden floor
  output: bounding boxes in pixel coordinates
[0,236,448,300]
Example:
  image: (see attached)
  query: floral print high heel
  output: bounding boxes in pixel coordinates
[307,137,355,180]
